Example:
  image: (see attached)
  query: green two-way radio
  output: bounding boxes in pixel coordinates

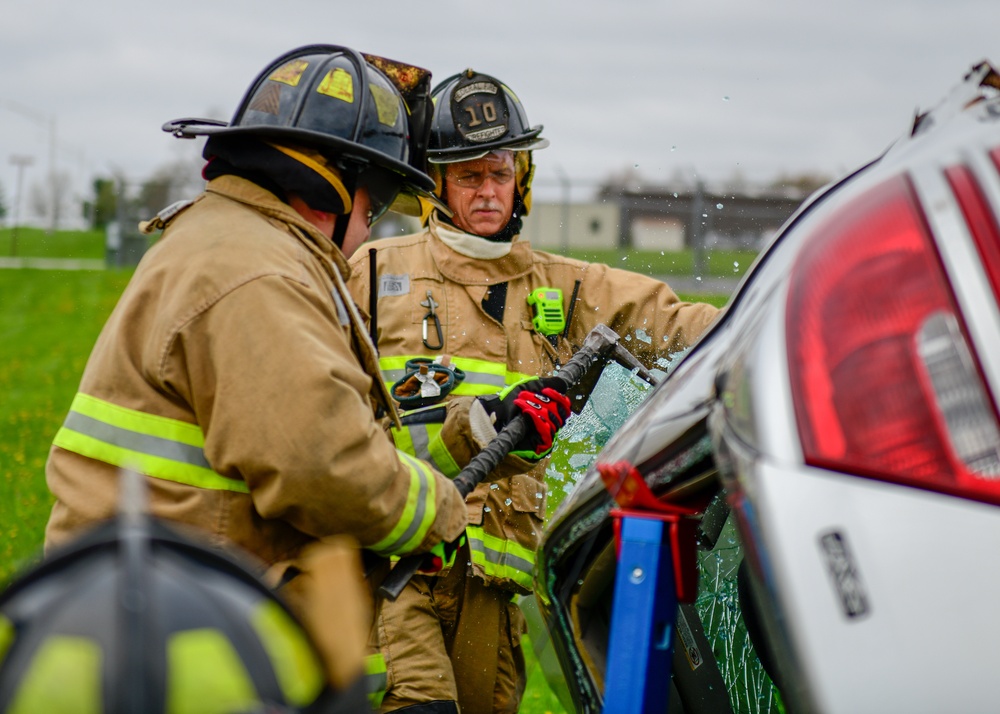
[527,287,565,336]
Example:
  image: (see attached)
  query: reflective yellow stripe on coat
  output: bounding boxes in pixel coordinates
[52,393,248,493]
[392,420,460,478]
[379,355,533,398]
[368,452,438,557]
[365,653,387,709]
[466,525,535,591]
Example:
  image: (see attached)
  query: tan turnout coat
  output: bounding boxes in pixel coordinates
[347,215,720,593]
[45,176,468,569]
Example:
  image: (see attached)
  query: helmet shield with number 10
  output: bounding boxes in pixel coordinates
[427,69,549,164]
[421,69,549,221]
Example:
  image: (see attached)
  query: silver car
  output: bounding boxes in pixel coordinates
[531,61,1000,713]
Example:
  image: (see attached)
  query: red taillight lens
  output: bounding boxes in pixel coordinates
[787,174,1000,504]
[950,158,1000,299]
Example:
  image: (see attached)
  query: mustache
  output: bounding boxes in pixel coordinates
[472,200,504,212]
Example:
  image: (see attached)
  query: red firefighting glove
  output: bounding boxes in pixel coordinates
[511,388,572,458]
[416,532,466,574]
[478,377,571,459]
[480,376,567,425]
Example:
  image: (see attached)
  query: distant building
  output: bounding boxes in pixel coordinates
[520,202,619,251]
[603,182,808,251]
[522,180,812,252]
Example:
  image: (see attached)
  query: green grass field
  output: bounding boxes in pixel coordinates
[0,224,756,279]
[565,246,758,278]
[0,250,731,712]
[0,227,106,260]
[0,269,133,578]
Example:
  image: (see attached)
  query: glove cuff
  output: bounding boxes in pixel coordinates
[469,397,500,450]
[511,447,550,461]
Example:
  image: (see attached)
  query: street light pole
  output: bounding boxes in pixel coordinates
[1,100,57,232]
[555,164,571,253]
[8,154,34,257]
[47,115,57,233]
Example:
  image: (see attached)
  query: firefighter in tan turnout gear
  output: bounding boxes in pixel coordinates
[347,69,720,713]
[40,46,556,712]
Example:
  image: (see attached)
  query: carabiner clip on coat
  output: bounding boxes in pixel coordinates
[421,290,444,350]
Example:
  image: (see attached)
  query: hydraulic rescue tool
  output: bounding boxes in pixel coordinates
[377,323,655,601]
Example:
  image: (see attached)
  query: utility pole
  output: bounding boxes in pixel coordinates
[555,164,571,253]
[8,154,33,257]
[47,115,58,233]
[690,180,708,280]
[1,100,57,232]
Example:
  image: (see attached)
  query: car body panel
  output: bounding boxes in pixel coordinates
[534,62,1000,713]
[740,456,1000,713]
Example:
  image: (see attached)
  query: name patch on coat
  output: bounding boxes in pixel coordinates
[379,274,410,298]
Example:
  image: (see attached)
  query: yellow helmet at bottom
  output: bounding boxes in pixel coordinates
[0,515,358,714]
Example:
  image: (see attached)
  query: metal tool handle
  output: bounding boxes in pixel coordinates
[377,324,623,601]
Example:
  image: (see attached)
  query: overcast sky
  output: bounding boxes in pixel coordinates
[1,0,997,220]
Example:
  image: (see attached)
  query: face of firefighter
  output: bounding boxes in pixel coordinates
[289,188,372,258]
[340,188,373,259]
[443,151,516,236]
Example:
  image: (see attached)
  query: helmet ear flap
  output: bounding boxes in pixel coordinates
[418,164,446,226]
[515,151,535,216]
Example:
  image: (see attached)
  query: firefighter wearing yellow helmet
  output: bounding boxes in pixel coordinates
[40,46,554,710]
[347,69,720,712]
[0,498,366,713]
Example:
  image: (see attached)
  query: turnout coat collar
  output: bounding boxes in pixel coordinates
[426,214,534,286]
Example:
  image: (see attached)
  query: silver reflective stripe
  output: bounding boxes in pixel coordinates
[456,369,506,388]
[380,368,507,389]
[406,424,444,473]
[468,537,534,576]
[364,654,387,708]
[364,670,387,696]
[64,411,211,470]
[375,454,431,555]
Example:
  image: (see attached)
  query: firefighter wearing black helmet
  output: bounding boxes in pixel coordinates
[42,46,549,710]
[347,70,720,713]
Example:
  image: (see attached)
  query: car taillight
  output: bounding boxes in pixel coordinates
[787,174,1000,505]
[954,152,1000,300]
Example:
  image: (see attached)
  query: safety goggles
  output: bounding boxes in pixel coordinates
[366,198,392,227]
[357,167,401,226]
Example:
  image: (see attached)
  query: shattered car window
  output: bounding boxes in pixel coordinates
[545,360,781,714]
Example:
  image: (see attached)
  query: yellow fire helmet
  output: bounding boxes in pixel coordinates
[0,510,356,713]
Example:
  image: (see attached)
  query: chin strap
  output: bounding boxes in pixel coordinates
[331,215,349,249]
